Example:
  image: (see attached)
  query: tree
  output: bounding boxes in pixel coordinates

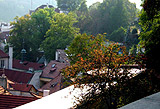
[78,0,88,13]
[109,27,126,42]
[76,0,137,36]
[9,8,56,62]
[139,0,160,72]
[74,1,91,34]
[65,34,105,64]
[31,8,55,47]
[63,34,138,108]
[9,15,36,61]
[40,12,79,61]
[56,0,84,12]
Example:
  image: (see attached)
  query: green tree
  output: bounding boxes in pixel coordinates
[31,8,55,49]
[56,0,84,12]
[78,0,88,13]
[9,15,37,61]
[41,12,79,61]
[9,8,56,62]
[66,34,104,64]
[74,1,91,34]
[109,27,126,42]
[139,0,160,72]
[77,0,137,36]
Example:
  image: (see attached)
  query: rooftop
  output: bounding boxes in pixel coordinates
[40,60,67,94]
[0,49,9,58]
[40,74,62,94]
[0,69,33,83]
[9,83,33,92]
[41,60,67,79]
[0,94,37,109]
[13,59,45,71]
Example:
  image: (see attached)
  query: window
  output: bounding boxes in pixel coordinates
[0,60,5,68]
[52,64,56,68]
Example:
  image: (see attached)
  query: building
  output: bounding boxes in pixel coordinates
[39,60,67,94]
[0,49,9,69]
[0,47,13,69]
[13,59,45,72]
[0,94,38,109]
[0,22,12,32]
[0,31,10,50]
[55,49,70,65]
[0,69,34,84]
[0,72,42,98]
[8,83,42,98]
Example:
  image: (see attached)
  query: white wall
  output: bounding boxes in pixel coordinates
[0,58,9,69]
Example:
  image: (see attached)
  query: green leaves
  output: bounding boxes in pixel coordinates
[9,8,55,61]
[56,0,84,12]
[10,7,80,61]
[41,12,80,61]
[66,34,105,64]
[139,0,160,71]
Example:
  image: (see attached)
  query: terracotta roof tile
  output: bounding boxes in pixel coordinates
[0,49,9,58]
[0,69,33,83]
[0,94,37,109]
[40,60,67,94]
[13,59,45,71]
[40,74,62,94]
[9,83,33,92]
[41,60,67,79]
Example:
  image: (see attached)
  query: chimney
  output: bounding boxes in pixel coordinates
[55,50,59,61]
[9,46,13,69]
[0,74,7,90]
[43,90,50,97]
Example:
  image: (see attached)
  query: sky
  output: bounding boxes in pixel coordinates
[129,0,142,9]
[87,0,142,9]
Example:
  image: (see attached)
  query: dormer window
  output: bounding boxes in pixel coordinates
[50,82,58,88]
[52,64,56,68]
[29,67,34,72]
[50,68,56,73]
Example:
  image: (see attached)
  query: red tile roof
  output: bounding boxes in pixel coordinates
[0,49,9,58]
[40,60,67,94]
[41,60,67,79]
[0,69,33,83]
[40,74,62,94]
[13,59,45,71]
[0,94,37,109]
[9,83,33,92]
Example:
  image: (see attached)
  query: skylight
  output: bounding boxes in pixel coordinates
[52,64,56,68]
